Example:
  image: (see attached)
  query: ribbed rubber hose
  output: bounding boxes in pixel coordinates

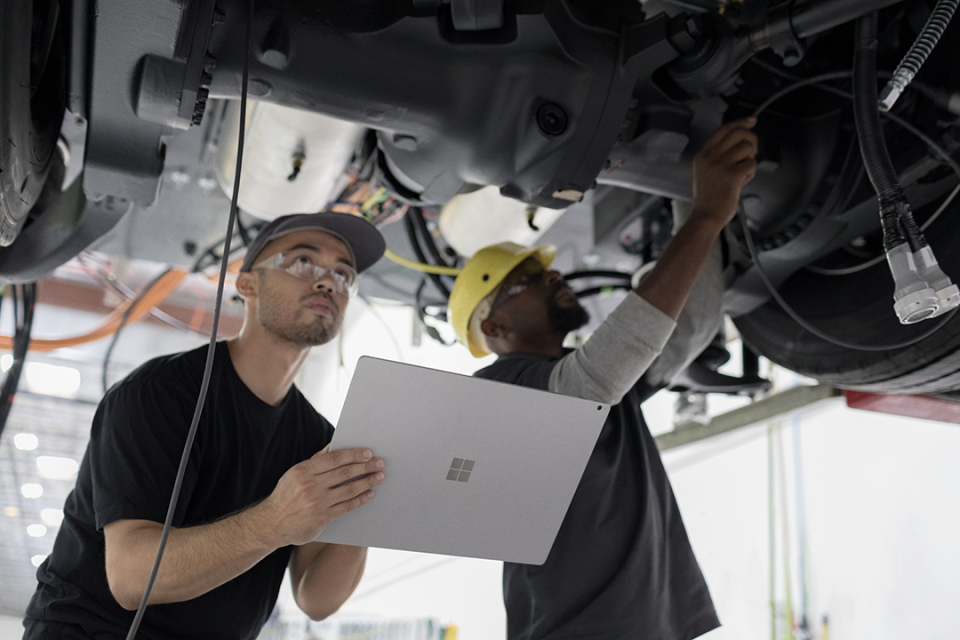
[881,0,959,111]
[853,13,920,252]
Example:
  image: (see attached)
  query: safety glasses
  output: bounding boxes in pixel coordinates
[490,260,546,311]
[254,251,359,296]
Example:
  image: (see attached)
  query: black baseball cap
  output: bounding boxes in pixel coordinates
[239,212,386,273]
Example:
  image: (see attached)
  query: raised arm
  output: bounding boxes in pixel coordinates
[641,199,724,387]
[103,446,384,610]
[634,117,757,319]
[549,118,757,403]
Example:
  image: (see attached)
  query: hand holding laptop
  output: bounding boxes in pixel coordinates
[317,357,609,564]
[258,445,385,546]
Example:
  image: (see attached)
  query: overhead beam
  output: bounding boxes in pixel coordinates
[656,384,842,451]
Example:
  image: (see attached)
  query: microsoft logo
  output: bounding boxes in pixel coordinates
[446,458,475,482]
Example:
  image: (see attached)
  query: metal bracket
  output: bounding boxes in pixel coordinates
[134,0,219,129]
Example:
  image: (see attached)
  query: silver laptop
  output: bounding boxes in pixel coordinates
[315,356,610,565]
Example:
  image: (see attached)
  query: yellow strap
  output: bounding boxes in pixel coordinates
[384,249,461,276]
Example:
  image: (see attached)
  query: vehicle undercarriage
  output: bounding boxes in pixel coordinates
[3,0,960,394]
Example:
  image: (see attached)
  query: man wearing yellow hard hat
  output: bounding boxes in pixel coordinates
[448,118,758,640]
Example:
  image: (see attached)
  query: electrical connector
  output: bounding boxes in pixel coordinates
[886,243,939,324]
[913,246,960,317]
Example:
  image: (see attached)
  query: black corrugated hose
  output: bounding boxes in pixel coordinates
[853,12,926,253]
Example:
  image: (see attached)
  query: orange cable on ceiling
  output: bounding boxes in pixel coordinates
[0,269,189,352]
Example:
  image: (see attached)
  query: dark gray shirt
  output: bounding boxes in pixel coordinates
[476,353,719,640]
[475,217,724,639]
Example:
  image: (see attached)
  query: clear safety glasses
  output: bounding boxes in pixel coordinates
[490,260,546,310]
[254,251,359,296]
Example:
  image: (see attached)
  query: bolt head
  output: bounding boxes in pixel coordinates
[537,103,568,136]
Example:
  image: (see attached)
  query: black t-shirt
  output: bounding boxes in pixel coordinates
[475,352,720,640]
[24,342,334,640]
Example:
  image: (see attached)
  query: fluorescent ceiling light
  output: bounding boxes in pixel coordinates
[4,506,21,517]
[27,524,47,537]
[41,508,64,526]
[25,362,81,398]
[14,433,38,450]
[21,483,43,499]
[37,456,79,480]
[0,358,82,398]
[31,555,47,568]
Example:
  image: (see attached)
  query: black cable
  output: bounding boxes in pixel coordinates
[564,270,633,282]
[747,68,960,282]
[854,13,917,252]
[749,71,960,180]
[738,205,956,352]
[805,183,960,276]
[124,0,253,635]
[749,57,955,111]
[235,210,251,247]
[415,277,451,345]
[817,134,866,223]
[0,283,36,440]
[403,210,451,299]
[410,207,457,290]
[101,268,176,395]
[801,83,960,180]
[410,207,453,269]
[190,226,252,273]
[574,284,632,299]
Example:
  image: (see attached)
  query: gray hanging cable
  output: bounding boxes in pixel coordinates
[123,0,254,636]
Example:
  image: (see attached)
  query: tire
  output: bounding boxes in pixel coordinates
[0,0,68,247]
[733,191,960,394]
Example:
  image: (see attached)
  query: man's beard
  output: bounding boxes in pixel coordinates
[263,313,339,347]
[547,296,589,336]
[257,276,342,346]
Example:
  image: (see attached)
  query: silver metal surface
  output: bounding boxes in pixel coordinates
[317,356,610,565]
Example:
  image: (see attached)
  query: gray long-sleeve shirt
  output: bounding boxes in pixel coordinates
[549,201,724,403]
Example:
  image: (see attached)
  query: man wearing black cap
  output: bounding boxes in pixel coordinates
[23,213,387,640]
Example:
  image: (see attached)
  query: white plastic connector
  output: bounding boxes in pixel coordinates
[886,243,939,324]
[913,246,960,317]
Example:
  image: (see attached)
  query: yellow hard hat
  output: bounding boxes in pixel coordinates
[448,242,556,357]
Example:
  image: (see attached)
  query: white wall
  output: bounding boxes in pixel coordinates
[666,404,960,640]
[0,615,24,639]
